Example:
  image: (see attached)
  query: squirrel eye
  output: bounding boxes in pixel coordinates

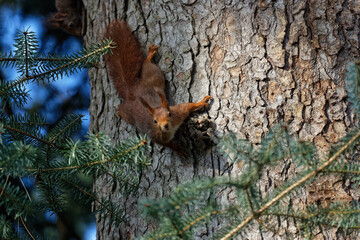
[168,112,172,117]
[154,120,157,124]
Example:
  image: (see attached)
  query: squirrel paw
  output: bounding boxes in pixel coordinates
[146,44,159,62]
[201,95,212,108]
[148,43,159,53]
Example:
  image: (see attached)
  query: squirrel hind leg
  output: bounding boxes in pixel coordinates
[145,44,159,62]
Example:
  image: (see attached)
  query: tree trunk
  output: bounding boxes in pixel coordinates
[83,0,360,239]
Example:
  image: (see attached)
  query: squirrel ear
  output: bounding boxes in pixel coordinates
[139,97,154,115]
[46,13,66,29]
[155,90,169,109]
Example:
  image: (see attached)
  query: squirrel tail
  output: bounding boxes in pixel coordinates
[104,21,145,99]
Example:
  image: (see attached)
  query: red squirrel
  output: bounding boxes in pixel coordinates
[104,21,212,157]
[47,0,84,36]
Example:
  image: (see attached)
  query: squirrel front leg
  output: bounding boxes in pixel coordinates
[145,44,159,62]
[171,96,212,124]
[186,95,212,112]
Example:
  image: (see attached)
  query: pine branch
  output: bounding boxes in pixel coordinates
[148,210,225,240]
[324,169,360,174]
[305,208,360,220]
[0,182,33,217]
[3,125,56,148]
[19,177,32,201]
[61,177,111,214]
[0,215,17,239]
[19,216,36,240]
[345,62,360,114]
[0,175,9,198]
[0,52,17,68]
[0,27,145,237]
[31,138,147,173]
[3,38,114,91]
[220,128,360,240]
[48,114,84,144]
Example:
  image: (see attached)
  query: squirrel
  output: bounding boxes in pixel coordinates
[47,0,85,36]
[104,21,212,157]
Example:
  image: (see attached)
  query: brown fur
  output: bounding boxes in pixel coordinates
[104,21,211,157]
[47,0,84,36]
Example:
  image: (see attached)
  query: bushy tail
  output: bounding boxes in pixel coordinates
[104,21,145,99]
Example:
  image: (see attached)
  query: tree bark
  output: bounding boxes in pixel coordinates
[83,0,360,239]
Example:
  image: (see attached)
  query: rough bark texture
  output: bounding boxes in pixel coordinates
[83,0,360,239]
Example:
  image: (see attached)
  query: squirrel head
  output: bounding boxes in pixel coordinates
[47,12,82,36]
[140,91,172,133]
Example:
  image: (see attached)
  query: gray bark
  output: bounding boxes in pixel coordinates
[83,0,360,239]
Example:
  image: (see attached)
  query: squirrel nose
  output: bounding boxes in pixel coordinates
[164,124,169,130]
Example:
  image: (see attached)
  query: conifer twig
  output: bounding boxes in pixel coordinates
[23,31,29,78]
[3,125,57,148]
[221,129,360,240]
[32,139,147,172]
[61,178,107,210]
[103,170,138,189]
[49,114,84,144]
[149,209,226,240]
[0,139,146,173]
[20,216,36,240]
[323,169,360,174]
[304,208,360,220]
[0,175,9,198]
[0,185,27,209]
[178,209,225,235]
[9,42,113,88]
[19,177,32,201]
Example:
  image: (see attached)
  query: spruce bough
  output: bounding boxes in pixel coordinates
[0,29,150,239]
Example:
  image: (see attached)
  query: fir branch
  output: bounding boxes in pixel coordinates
[24,31,29,78]
[61,177,111,214]
[19,177,32,201]
[0,52,17,68]
[19,216,36,240]
[3,125,57,148]
[0,215,16,239]
[304,208,360,220]
[31,138,147,173]
[345,62,360,114]
[0,184,31,217]
[0,141,37,176]
[147,209,226,240]
[148,231,177,240]
[324,224,360,230]
[48,114,84,144]
[5,113,47,127]
[178,209,225,236]
[8,40,114,89]
[0,27,141,237]
[265,208,360,222]
[266,207,360,232]
[323,169,360,174]
[13,29,39,78]
[220,128,360,240]
[103,170,138,190]
[0,175,9,199]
